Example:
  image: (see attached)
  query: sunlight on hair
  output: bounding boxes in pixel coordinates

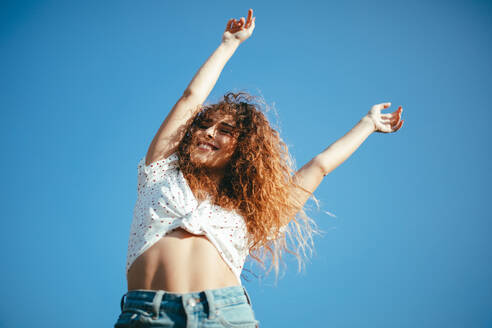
[176,91,336,281]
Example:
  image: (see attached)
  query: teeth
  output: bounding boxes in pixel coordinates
[198,143,216,150]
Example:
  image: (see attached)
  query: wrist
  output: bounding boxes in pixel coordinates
[221,37,241,48]
[361,115,377,133]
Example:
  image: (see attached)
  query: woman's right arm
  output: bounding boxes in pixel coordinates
[145,9,256,165]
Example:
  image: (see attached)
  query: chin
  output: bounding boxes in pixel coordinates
[190,153,213,168]
[190,149,231,170]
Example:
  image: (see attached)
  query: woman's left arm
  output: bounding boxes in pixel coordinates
[292,103,404,205]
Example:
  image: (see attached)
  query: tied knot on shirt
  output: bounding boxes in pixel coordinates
[178,200,211,235]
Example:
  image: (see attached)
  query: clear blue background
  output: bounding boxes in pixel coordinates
[1,0,491,327]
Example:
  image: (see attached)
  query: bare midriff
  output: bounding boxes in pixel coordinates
[126,228,240,293]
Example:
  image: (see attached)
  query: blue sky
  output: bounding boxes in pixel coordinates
[1,0,491,327]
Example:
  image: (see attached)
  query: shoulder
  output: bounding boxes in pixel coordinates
[144,150,179,167]
[138,152,180,175]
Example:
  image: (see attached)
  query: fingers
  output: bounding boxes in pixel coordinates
[245,9,253,28]
[226,18,234,31]
[373,103,402,120]
[227,9,255,32]
[371,102,391,113]
[390,106,403,125]
[393,119,404,131]
[226,18,239,32]
[228,19,241,33]
[390,107,404,131]
[224,9,256,41]
[231,18,244,32]
[381,102,391,109]
[249,16,256,31]
[370,103,404,133]
[240,17,245,25]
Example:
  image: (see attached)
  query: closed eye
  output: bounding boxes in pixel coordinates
[220,128,233,135]
[219,122,236,135]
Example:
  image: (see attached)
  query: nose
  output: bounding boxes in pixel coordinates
[205,126,216,139]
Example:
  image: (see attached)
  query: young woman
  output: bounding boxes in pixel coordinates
[115,9,404,328]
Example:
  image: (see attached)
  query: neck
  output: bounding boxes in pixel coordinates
[206,168,224,185]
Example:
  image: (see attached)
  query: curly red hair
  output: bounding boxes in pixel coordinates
[177,92,318,278]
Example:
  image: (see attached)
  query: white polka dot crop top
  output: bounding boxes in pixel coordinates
[126,153,249,283]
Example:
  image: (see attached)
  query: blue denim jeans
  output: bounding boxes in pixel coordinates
[114,285,259,328]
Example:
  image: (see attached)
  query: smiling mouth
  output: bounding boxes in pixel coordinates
[197,142,219,151]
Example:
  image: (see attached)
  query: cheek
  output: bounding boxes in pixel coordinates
[221,138,237,152]
[191,129,203,139]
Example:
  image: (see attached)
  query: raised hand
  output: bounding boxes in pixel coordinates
[366,103,404,133]
[222,9,256,44]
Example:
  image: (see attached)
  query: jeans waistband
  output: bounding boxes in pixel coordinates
[120,285,252,320]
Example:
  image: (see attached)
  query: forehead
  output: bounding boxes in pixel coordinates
[202,111,236,126]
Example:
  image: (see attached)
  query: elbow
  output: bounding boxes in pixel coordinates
[313,154,332,177]
[181,89,204,104]
[182,89,193,99]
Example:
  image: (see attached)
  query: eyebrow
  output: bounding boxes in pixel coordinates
[220,122,236,129]
[199,118,236,129]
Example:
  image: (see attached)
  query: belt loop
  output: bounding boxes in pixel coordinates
[203,290,216,319]
[151,290,165,319]
[242,286,252,306]
[120,293,127,311]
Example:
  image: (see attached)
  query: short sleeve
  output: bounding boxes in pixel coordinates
[136,153,180,192]
[137,153,179,174]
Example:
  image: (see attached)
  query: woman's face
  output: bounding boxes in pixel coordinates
[189,112,238,172]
